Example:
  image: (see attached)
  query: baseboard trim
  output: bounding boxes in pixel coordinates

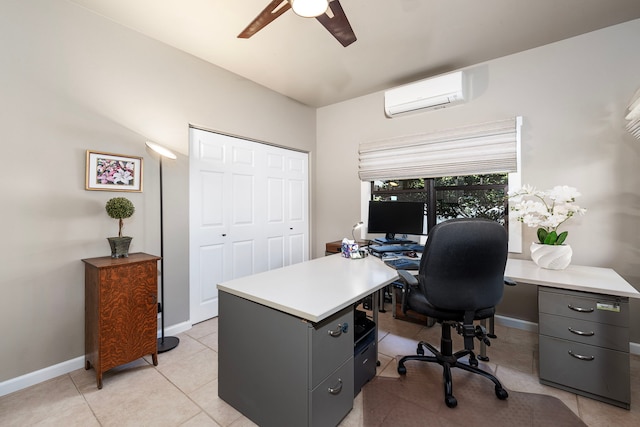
[494,314,539,332]
[0,356,85,398]
[157,320,192,338]
[495,314,640,356]
[1,320,193,398]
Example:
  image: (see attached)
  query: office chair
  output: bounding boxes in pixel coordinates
[396,218,509,408]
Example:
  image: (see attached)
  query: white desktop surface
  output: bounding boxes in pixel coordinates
[217,254,399,323]
[505,258,640,299]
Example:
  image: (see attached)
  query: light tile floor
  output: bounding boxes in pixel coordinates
[1,306,639,426]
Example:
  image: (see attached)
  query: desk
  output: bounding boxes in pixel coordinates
[505,258,640,298]
[392,257,640,408]
[505,258,640,409]
[217,254,398,427]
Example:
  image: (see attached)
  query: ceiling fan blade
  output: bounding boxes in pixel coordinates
[238,0,291,39]
[315,0,357,47]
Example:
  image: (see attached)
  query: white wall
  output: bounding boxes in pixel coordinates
[315,20,640,337]
[0,0,315,384]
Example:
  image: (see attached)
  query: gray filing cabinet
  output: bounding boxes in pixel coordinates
[538,286,630,409]
[218,291,354,427]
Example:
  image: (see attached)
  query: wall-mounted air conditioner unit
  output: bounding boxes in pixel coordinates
[384,71,466,118]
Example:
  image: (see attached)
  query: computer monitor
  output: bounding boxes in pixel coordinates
[367,201,426,243]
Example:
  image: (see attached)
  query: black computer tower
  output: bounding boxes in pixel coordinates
[354,310,376,396]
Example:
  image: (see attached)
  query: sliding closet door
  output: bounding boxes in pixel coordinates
[189,128,309,323]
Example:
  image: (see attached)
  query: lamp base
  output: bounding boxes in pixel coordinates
[157,336,180,353]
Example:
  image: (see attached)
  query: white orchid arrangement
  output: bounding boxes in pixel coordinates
[509,185,586,245]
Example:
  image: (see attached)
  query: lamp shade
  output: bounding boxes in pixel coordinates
[290,0,329,18]
[145,141,177,160]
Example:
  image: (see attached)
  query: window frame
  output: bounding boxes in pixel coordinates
[361,171,522,253]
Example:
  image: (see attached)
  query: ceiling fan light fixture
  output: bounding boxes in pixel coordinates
[290,0,329,18]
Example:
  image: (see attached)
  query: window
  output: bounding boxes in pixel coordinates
[359,117,522,251]
[371,173,508,233]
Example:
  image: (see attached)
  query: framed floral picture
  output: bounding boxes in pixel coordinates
[85,150,143,192]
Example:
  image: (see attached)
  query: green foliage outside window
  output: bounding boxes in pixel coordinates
[371,174,509,229]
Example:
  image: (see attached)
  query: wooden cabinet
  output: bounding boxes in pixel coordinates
[83,253,160,389]
[538,286,630,409]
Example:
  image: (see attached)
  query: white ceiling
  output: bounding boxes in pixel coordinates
[68,0,640,108]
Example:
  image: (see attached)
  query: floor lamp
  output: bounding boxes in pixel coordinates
[146,141,180,353]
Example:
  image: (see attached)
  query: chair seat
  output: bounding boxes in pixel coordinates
[406,289,496,321]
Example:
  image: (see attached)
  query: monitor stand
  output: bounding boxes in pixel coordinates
[373,233,414,245]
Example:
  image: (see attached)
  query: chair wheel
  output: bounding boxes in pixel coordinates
[398,365,407,375]
[445,395,458,408]
[495,386,509,400]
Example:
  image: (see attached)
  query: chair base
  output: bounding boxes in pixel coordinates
[397,322,509,408]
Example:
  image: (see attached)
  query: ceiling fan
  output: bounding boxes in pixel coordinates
[238,0,357,47]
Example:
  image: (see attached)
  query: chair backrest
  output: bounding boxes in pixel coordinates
[418,218,508,312]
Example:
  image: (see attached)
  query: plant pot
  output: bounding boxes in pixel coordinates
[107,236,133,258]
[530,242,572,270]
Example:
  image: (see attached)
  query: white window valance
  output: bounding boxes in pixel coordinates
[358,117,522,181]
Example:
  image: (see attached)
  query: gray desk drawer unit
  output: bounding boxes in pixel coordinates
[538,286,630,409]
[219,291,354,427]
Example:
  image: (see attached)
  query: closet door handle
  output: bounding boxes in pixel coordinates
[568,304,594,313]
[568,327,594,336]
[568,350,595,361]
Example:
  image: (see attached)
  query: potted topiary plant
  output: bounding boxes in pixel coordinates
[105,197,135,258]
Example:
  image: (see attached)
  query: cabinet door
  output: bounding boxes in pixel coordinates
[310,308,353,388]
[539,335,630,406]
[539,312,628,351]
[99,262,157,371]
[539,287,629,326]
[128,262,158,356]
[311,357,354,427]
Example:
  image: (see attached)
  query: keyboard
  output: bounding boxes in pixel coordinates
[383,258,420,270]
[370,243,424,253]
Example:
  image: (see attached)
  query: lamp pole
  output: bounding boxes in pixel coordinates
[146,141,179,353]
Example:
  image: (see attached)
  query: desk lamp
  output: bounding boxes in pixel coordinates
[145,141,180,353]
[352,221,363,242]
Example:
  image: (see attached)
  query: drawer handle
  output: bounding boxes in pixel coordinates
[328,378,343,395]
[328,323,348,337]
[568,350,595,361]
[568,304,594,313]
[568,327,594,336]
